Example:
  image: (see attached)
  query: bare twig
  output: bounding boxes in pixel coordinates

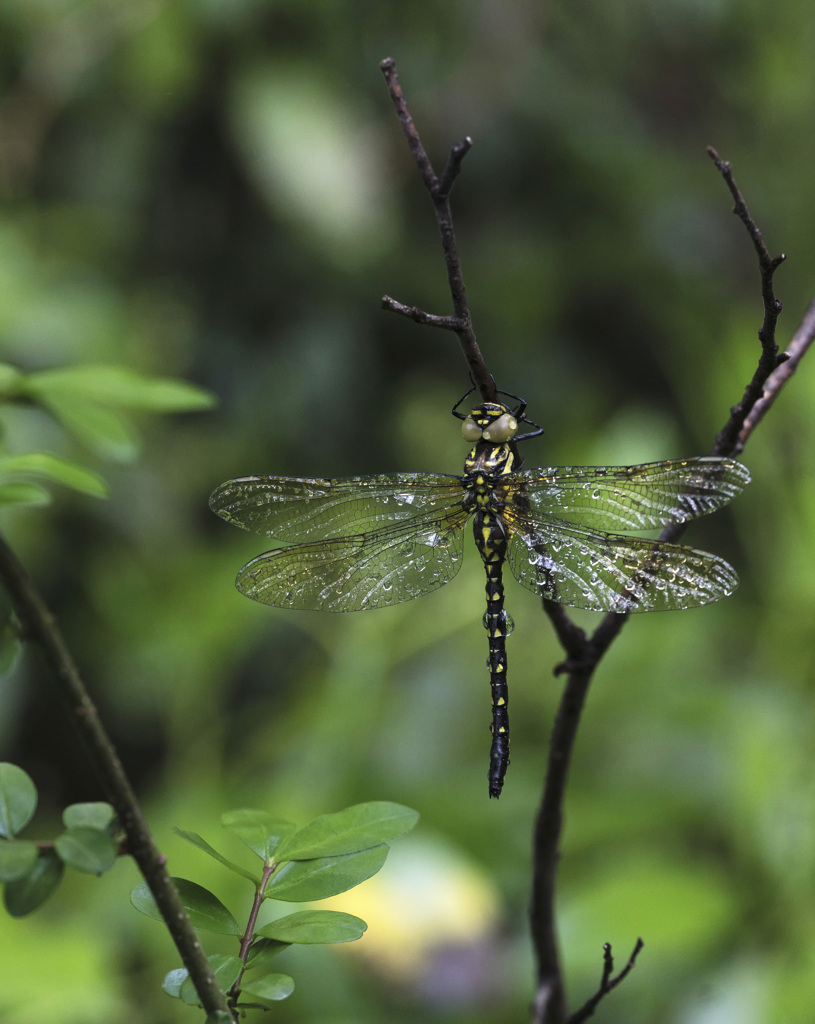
[567,940,645,1023]
[379,296,467,333]
[0,532,232,1019]
[737,296,815,451]
[379,58,495,401]
[531,151,812,1024]
[706,146,787,454]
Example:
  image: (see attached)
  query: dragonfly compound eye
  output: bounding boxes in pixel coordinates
[483,413,518,443]
[461,416,483,442]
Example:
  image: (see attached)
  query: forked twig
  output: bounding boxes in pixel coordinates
[706,146,787,455]
[380,57,495,401]
[567,940,645,1023]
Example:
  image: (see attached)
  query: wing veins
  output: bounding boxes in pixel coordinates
[235,503,470,611]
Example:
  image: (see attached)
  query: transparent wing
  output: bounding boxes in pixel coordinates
[234,504,469,611]
[210,472,463,543]
[506,518,739,613]
[514,457,750,530]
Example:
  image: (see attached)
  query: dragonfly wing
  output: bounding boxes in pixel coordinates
[506,517,739,612]
[210,472,463,543]
[234,505,469,611]
[515,458,750,531]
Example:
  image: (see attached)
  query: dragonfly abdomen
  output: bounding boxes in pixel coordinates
[473,504,515,799]
[464,434,520,799]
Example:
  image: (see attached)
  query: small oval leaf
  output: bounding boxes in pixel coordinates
[162,967,189,999]
[276,802,419,861]
[245,937,290,970]
[131,878,240,935]
[25,365,215,412]
[63,802,116,830]
[0,763,38,838]
[257,910,366,944]
[4,849,64,916]
[240,972,295,1003]
[0,839,39,881]
[55,827,117,874]
[265,845,388,902]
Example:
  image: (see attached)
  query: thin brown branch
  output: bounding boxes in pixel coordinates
[567,940,645,1023]
[530,613,627,1024]
[379,296,467,332]
[706,146,787,454]
[531,150,814,1024]
[379,57,495,401]
[737,296,815,452]
[230,861,277,1000]
[0,531,232,1019]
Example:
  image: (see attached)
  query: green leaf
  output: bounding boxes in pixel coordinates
[0,763,38,837]
[35,393,139,462]
[19,365,214,461]
[4,849,64,916]
[0,482,51,507]
[0,452,108,498]
[62,802,116,831]
[244,937,290,970]
[130,878,240,935]
[265,844,388,902]
[239,972,295,1003]
[0,839,38,881]
[25,365,215,412]
[174,828,259,884]
[55,827,117,873]
[179,954,242,1006]
[221,809,296,862]
[276,802,419,861]
[109,374,214,412]
[162,968,189,999]
[257,910,367,944]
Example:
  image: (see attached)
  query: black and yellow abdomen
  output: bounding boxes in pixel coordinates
[461,417,520,799]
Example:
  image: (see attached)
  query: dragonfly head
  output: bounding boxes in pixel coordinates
[461,403,519,444]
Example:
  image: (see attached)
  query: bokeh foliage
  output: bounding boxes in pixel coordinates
[1,1,815,1022]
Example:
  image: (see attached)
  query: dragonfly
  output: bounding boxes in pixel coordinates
[210,389,750,798]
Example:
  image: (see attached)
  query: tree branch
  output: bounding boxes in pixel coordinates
[531,151,812,1024]
[566,940,645,1023]
[706,146,787,454]
[736,297,815,450]
[379,57,495,401]
[0,531,232,1019]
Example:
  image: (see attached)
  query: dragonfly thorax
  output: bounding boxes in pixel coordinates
[461,403,519,444]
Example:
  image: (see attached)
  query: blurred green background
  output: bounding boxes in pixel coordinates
[2,1,815,1022]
